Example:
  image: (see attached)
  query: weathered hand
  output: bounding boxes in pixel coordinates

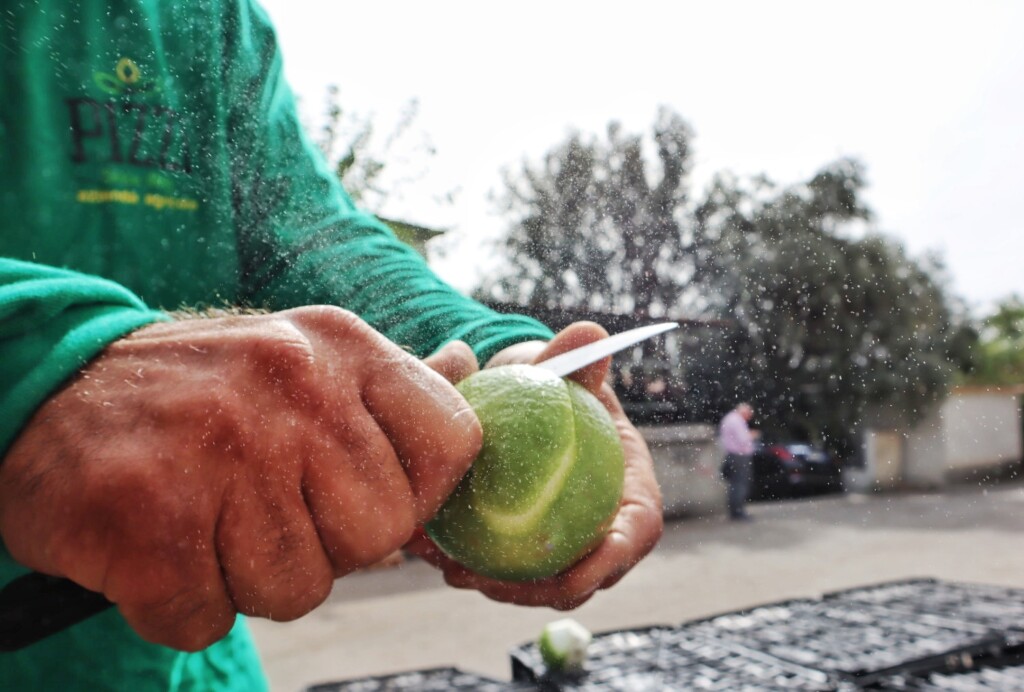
[408,322,664,609]
[0,306,481,650]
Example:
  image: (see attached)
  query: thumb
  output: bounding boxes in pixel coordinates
[535,321,611,394]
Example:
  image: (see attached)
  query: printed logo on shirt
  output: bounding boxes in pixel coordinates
[93,58,161,96]
[67,57,199,212]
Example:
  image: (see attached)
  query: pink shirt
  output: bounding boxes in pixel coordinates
[719,409,754,455]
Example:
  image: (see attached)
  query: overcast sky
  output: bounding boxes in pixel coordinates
[258,0,1024,313]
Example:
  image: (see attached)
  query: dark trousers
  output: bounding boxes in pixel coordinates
[722,453,753,518]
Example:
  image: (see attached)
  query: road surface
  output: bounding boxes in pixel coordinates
[249,481,1024,691]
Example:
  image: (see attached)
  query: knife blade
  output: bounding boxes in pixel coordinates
[536,322,678,377]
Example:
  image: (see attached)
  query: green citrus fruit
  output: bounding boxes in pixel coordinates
[425,364,625,581]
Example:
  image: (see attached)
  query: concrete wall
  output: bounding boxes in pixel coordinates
[639,423,725,518]
[903,408,947,488]
[864,430,905,491]
[645,391,1021,506]
[942,390,1022,471]
[898,388,1022,488]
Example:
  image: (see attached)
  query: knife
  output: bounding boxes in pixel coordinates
[536,321,678,377]
[0,321,677,650]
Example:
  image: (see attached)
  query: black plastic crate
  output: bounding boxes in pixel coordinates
[682,598,1005,687]
[510,625,838,691]
[824,578,1024,649]
[870,655,1024,690]
[306,666,532,691]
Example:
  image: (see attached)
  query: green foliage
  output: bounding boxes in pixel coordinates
[689,161,967,457]
[963,295,1024,386]
[482,110,968,459]
[480,107,693,318]
[312,87,438,213]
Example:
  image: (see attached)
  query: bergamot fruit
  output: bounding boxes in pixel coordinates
[425,364,624,580]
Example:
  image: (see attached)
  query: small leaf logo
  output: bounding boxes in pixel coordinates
[94,57,160,95]
[115,57,140,84]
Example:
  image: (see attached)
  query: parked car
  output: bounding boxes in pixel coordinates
[749,441,844,501]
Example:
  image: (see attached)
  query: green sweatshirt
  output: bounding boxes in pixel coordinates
[0,0,552,689]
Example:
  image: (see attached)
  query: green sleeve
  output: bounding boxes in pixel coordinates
[221,0,553,362]
[0,258,169,457]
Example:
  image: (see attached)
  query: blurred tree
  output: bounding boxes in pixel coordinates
[480,113,969,459]
[688,159,970,457]
[312,86,447,214]
[478,107,694,318]
[306,87,457,254]
[963,295,1024,385]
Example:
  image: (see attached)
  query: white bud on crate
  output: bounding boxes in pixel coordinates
[538,618,592,673]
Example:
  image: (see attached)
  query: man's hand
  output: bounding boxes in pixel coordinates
[0,306,481,650]
[408,321,664,609]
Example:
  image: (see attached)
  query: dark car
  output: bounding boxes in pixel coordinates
[749,441,844,501]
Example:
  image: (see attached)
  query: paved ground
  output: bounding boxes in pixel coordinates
[249,481,1024,691]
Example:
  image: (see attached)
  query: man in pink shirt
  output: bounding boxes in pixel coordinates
[719,403,756,520]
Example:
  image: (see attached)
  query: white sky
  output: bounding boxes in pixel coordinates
[258,0,1024,313]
